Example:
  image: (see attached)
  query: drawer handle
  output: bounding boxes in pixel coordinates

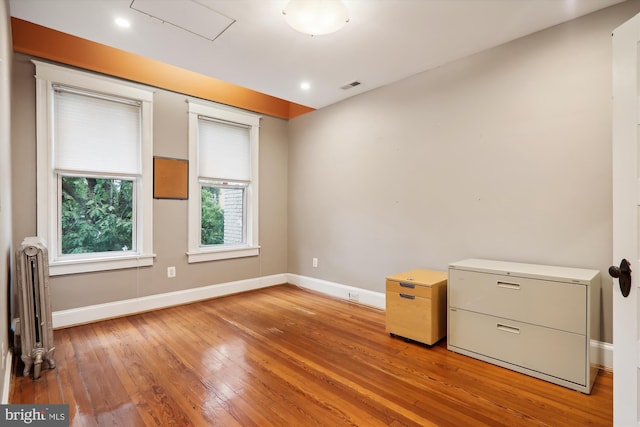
[497,281,520,290]
[399,293,416,300]
[497,324,520,334]
[399,282,415,289]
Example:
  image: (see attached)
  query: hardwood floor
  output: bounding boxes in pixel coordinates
[10,284,612,426]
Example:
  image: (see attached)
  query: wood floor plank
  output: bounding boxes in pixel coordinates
[10,284,613,426]
[96,318,199,426]
[151,308,291,426]
[212,298,433,425]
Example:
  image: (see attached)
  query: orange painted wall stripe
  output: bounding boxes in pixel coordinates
[11,17,314,120]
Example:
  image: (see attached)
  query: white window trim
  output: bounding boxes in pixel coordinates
[34,60,155,275]
[187,98,260,263]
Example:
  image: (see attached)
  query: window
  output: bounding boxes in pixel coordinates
[187,99,260,262]
[34,61,154,275]
[60,176,134,255]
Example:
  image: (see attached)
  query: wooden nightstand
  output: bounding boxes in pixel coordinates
[385,269,448,345]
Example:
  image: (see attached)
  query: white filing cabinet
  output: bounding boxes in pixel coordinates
[447,259,601,394]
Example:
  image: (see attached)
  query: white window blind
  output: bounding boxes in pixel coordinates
[198,117,250,181]
[53,86,141,175]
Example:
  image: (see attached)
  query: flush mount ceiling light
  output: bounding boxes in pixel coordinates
[283,0,349,36]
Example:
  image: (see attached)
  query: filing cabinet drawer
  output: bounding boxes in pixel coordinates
[449,308,586,386]
[449,268,586,334]
[386,279,432,298]
[386,291,435,344]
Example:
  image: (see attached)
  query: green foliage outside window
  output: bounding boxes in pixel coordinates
[201,186,224,245]
[61,177,133,254]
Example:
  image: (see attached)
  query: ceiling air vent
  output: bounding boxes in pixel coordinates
[341,81,361,90]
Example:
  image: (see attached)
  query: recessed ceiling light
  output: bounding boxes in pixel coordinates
[300,81,311,91]
[114,17,131,29]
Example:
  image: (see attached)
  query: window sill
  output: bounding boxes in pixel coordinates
[50,254,155,276]
[187,246,260,263]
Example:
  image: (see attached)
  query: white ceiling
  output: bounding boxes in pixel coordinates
[9,0,627,110]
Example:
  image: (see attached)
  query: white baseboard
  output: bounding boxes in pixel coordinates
[52,273,286,328]
[1,349,12,404]
[286,273,385,310]
[50,272,614,371]
[594,340,613,371]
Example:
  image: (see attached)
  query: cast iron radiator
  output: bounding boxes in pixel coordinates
[15,237,55,379]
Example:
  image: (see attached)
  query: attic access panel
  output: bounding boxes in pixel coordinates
[130,0,235,41]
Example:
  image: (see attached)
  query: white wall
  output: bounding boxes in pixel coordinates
[0,0,13,402]
[288,1,640,344]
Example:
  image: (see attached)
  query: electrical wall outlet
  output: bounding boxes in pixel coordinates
[312,257,318,268]
[167,266,176,278]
